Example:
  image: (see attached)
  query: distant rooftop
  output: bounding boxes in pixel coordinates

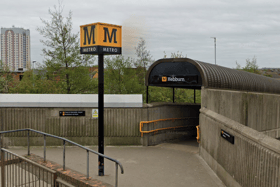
[261,67,280,70]
[1,27,30,34]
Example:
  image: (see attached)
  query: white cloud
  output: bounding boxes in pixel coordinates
[0,0,280,68]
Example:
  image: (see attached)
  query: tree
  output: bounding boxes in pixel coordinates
[134,37,153,70]
[0,60,14,93]
[163,51,187,58]
[9,69,61,93]
[134,38,153,102]
[236,56,273,76]
[37,2,95,94]
[9,66,98,94]
[104,56,143,94]
[235,61,242,70]
[243,56,260,74]
[148,87,199,103]
[0,60,6,93]
[236,57,274,77]
[236,56,260,74]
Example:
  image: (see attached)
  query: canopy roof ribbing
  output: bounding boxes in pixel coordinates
[146,58,280,94]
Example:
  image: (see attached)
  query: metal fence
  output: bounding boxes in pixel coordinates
[1,148,57,187]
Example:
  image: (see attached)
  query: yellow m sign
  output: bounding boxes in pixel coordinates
[80,22,122,54]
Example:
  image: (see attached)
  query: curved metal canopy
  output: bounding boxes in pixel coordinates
[146,58,280,94]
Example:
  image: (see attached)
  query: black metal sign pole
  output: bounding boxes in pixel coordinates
[98,54,104,176]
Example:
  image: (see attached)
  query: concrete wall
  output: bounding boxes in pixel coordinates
[200,87,280,187]
[202,88,280,138]
[142,103,200,146]
[200,108,280,187]
[0,103,200,146]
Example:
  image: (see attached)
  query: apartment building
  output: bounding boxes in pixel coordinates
[1,27,31,71]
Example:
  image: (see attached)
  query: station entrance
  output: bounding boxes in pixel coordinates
[144,56,280,146]
[145,58,203,100]
[143,58,204,145]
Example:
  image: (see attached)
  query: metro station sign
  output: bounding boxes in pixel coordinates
[80,22,122,54]
[159,75,198,84]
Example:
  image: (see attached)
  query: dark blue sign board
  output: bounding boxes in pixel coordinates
[59,111,85,117]
[221,129,234,144]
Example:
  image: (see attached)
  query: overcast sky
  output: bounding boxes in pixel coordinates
[1,0,280,68]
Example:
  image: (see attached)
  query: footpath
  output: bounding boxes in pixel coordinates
[8,140,225,187]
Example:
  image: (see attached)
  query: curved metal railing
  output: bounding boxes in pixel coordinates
[0,128,124,187]
[140,117,198,137]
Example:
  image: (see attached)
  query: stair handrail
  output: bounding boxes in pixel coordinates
[0,128,124,187]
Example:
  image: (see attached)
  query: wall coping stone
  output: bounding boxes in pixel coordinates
[205,88,280,96]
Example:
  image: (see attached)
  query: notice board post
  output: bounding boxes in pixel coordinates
[80,22,122,176]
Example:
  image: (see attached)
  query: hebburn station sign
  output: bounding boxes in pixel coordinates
[80,22,122,54]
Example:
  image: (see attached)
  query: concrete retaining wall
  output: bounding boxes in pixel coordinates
[202,88,280,138]
[200,108,280,187]
[0,103,200,146]
[200,87,280,187]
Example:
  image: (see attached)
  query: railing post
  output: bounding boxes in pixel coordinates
[44,135,46,162]
[1,134,5,187]
[115,163,118,187]
[87,150,89,179]
[53,172,57,187]
[63,140,65,171]
[27,130,30,156]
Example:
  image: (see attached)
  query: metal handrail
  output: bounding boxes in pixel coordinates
[196,125,200,143]
[0,128,124,187]
[140,117,198,137]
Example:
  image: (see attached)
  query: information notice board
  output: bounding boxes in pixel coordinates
[59,111,85,117]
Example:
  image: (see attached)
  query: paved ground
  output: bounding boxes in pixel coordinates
[8,139,225,187]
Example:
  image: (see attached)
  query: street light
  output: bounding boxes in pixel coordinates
[32,61,36,69]
[211,37,216,65]
[32,61,36,88]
